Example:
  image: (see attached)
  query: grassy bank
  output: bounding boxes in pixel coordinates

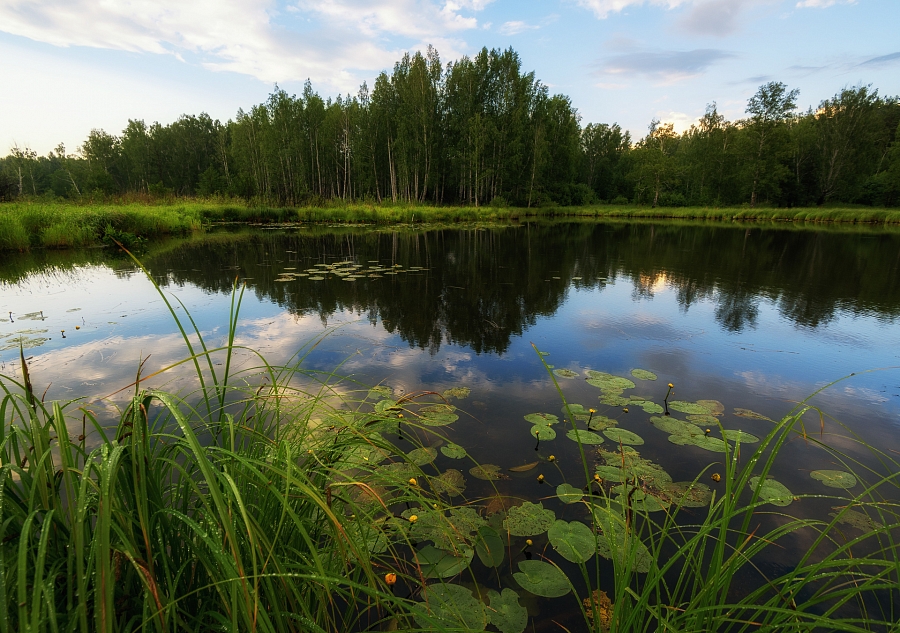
[2,256,899,632]
[3,199,900,251]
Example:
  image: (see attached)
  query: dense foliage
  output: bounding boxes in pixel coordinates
[2,47,899,207]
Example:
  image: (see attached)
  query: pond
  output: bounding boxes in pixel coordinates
[2,220,900,629]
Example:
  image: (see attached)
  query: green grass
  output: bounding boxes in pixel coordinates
[3,200,900,251]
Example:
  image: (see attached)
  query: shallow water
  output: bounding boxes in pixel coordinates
[2,220,899,627]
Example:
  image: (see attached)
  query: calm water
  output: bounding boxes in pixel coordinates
[2,220,900,625]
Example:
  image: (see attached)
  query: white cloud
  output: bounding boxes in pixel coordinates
[574,0,687,19]
[498,20,539,35]
[796,0,855,7]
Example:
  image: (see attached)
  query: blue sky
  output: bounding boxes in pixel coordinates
[1,0,898,155]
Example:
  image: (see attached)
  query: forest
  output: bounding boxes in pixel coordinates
[2,46,899,208]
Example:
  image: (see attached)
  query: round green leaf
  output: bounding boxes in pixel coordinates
[734,408,773,421]
[548,520,596,563]
[566,429,605,445]
[513,560,570,598]
[811,470,857,489]
[475,526,505,568]
[524,413,559,425]
[588,415,617,431]
[594,465,626,483]
[587,374,636,390]
[603,428,644,445]
[663,481,713,508]
[723,430,759,444]
[504,501,556,537]
[650,415,702,437]
[470,464,509,481]
[590,502,653,573]
[487,588,528,633]
[697,399,725,415]
[554,368,579,379]
[416,583,487,631]
[555,483,584,504]
[408,447,437,465]
[750,476,794,507]
[631,369,658,381]
[430,469,466,497]
[440,443,467,459]
[599,394,630,407]
[668,401,712,415]
[531,425,557,440]
[639,402,664,414]
[414,544,474,579]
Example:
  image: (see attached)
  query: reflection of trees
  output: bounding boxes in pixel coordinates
[125,222,900,351]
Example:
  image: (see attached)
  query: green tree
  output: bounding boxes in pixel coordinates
[744,82,799,206]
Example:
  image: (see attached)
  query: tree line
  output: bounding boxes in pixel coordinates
[2,46,899,207]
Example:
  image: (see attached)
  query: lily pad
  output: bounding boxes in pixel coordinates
[470,464,510,481]
[668,401,712,415]
[638,402,664,414]
[487,589,528,633]
[599,394,630,407]
[416,583,487,631]
[531,426,557,440]
[566,429,606,445]
[587,374,636,391]
[662,481,713,508]
[594,466,626,483]
[513,560,570,598]
[443,387,471,400]
[750,476,794,507]
[548,520,596,564]
[504,501,556,537]
[509,461,539,473]
[556,483,584,504]
[415,544,474,579]
[830,507,882,533]
[440,443,467,459]
[430,469,466,497]
[603,428,644,446]
[590,502,653,573]
[554,368,580,379]
[734,408,773,421]
[368,385,393,399]
[631,369,658,381]
[475,526,506,567]
[686,414,719,425]
[408,447,438,465]
[811,470,857,489]
[697,400,725,415]
[651,416,702,437]
[524,413,559,426]
[723,430,760,444]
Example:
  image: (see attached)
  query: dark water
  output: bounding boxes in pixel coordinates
[2,220,900,626]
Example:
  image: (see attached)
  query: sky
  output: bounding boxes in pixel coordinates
[1,0,898,156]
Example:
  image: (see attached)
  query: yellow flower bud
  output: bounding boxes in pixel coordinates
[408,478,417,486]
[537,474,544,483]
[408,514,418,523]
[384,573,397,586]
[668,383,674,389]
[710,473,721,482]
[548,455,556,462]
[525,539,533,547]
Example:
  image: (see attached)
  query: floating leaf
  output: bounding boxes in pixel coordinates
[590,502,653,573]
[509,461,539,473]
[811,470,857,489]
[475,526,506,567]
[548,520,596,564]
[531,426,556,440]
[415,544,474,579]
[375,399,401,414]
[441,443,467,459]
[734,408,773,421]
[686,414,719,425]
[588,415,618,431]
[420,413,459,427]
[750,476,794,507]
[524,413,559,426]
[487,588,528,633]
[662,481,713,508]
[408,447,437,465]
[608,486,668,512]
[416,583,487,631]
[669,434,728,452]
[470,464,509,481]
[420,403,457,414]
[431,469,466,497]
[308,275,324,281]
[442,386,471,400]
[554,368,580,379]
[651,416,702,437]
[603,428,644,446]
[599,394,630,407]
[668,401,711,415]
[555,483,584,504]
[513,560,570,598]
[566,429,605,445]
[594,466,626,483]
[830,507,882,533]
[504,502,556,537]
[586,373,636,391]
[631,369,658,381]
[639,402,664,414]
[368,385,393,399]
[723,430,759,444]
[697,400,725,415]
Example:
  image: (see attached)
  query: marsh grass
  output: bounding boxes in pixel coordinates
[3,200,900,251]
